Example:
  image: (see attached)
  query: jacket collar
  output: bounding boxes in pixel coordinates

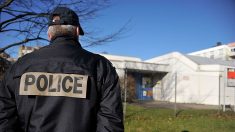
[50,35,82,48]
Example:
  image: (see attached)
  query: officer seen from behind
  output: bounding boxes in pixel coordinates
[0,7,124,132]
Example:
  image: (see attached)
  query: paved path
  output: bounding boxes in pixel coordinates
[130,100,220,110]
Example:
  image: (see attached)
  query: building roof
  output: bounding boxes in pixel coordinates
[99,53,141,62]
[185,55,235,67]
[188,44,228,55]
[147,51,235,68]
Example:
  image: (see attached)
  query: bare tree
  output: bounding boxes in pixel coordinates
[0,0,127,54]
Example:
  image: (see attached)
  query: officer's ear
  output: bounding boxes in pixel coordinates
[48,32,52,40]
[76,27,80,36]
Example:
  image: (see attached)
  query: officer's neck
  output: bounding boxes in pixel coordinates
[50,35,78,43]
[49,35,81,48]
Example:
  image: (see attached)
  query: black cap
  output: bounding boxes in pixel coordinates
[48,7,84,35]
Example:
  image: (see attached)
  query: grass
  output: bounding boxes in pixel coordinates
[124,104,235,132]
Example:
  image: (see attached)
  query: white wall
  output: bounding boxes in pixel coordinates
[188,45,231,60]
[220,67,235,107]
[100,54,141,62]
[161,70,221,105]
[103,52,235,106]
[150,53,224,105]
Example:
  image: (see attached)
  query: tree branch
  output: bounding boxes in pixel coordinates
[0,0,14,10]
[83,20,130,47]
[0,37,48,53]
[0,12,35,28]
[0,0,128,54]
[59,1,83,6]
[0,12,48,30]
[1,28,29,33]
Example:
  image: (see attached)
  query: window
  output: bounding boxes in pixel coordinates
[231,48,235,52]
[210,51,214,59]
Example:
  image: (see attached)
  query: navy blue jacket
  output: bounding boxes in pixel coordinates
[0,36,124,132]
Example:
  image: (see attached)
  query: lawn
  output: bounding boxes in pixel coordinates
[124,104,235,132]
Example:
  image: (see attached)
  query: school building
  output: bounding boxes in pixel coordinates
[101,42,235,106]
[18,43,235,107]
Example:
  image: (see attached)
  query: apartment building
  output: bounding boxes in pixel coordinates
[189,42,235,60]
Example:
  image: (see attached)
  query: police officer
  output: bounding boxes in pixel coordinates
[0,7,124,132]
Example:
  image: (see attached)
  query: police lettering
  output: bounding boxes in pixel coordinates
[20,72,88,98]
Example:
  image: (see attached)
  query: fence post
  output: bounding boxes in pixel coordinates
[123,68,127,120]
[174,72,177,117]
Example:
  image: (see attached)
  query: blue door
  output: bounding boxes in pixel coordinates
[136,74,153,100]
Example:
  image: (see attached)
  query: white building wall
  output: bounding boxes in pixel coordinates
[181,72,220,105]
[225,87,235,106]
[220,66,235,107]
[115,68,125,79]
[161,69,221,105]
[149,53,227,105]
[146,52,198,72]
[101,52,235,106]
[188,45,232,60]
[99,54,141,62]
